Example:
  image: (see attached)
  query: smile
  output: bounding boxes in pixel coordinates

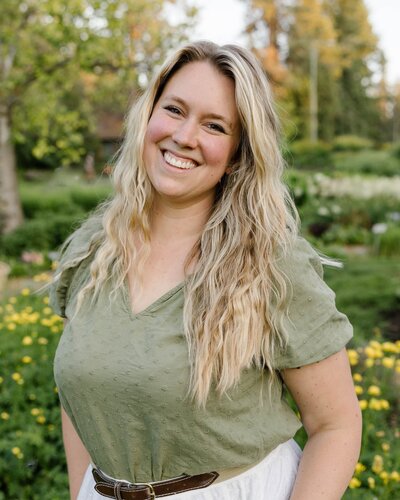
[163,151,197,170]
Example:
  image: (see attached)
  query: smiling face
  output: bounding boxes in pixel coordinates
[143,61,240,208]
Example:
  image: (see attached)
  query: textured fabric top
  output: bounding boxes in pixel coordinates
[49,217,352,482]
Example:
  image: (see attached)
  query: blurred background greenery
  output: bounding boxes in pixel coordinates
[0,0,399,498]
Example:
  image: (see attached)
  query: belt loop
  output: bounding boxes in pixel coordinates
[114,481,124,500]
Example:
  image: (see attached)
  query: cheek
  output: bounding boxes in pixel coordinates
[145,114,170,145]
[205,140,236,167]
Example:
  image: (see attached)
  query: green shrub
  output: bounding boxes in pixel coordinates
[288,140,333,169]
[20,191,77,219]
[390,142,400,161]
[20,184,111,219]
[377,226,400,257]
[333,151,400,177]
[0,214,83,257]
[70,186,111,211]
[332,135,373,152]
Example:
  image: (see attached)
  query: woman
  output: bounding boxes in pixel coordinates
[50,41,361,500]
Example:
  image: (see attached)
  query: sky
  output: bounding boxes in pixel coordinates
[190,0,400,86]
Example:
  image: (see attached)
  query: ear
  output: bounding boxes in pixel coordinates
[225,166,232,174]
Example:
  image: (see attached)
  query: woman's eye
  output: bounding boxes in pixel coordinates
[207,123,226,133]
[164,105,181,115]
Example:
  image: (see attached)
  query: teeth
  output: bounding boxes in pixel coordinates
[164,151,196,169]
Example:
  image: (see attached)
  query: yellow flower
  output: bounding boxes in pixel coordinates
[353,373,362,382]
[21,288,30,296]
[11,372,22,382]
[22,356,32,364]
[382,341,398,353]
[36,415,46,424]
[1,412,10,420]
[354,462,366,474]
[9,297,17,304]
[364,358,374,368]
[396,366,400,374]
[367,385,381,396]
[359,400,368,410]
[30,408,41,416]
[42,307,52,315]
[372,455,383,474]
[43,296,50,305]
[390,471,400,482]
[369,398,382,410]
[376,430,385,437]
[381,442,390,452]
[382,357,395,369]
[11,447,21,455]
[380,399,390,410]
[38,337,48,345]
[7,323,16,331]
[367,477,375,489]
[354,385,363,395]
[369,340,382,349]
[364,344,383,359]
[380,471,389,484]
[0,376,3,384]
[347,349,359,366]
[349,477,361,489]
[22,336,33,346]
[51,326,60,333]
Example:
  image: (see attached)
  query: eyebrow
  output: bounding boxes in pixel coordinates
[163,94,235,131]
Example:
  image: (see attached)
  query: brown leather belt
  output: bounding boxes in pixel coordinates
[92,467,219,499]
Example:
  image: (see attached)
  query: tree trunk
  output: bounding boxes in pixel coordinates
[0,103,24,234]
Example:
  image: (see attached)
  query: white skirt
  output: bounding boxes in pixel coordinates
[77,439,302,500]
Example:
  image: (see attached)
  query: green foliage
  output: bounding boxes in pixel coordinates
[333,151,400,177]
[324,258,400,345]
[376,226,400,257]
[20,184,111,219]
[1,0,196,170]
[0,292,68,499]
[332,135,374,152]
[390,142,400,161]
[288,140,333,168]
[0,215,82,257]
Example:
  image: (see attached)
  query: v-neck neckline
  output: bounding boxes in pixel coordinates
[121,278,185,320]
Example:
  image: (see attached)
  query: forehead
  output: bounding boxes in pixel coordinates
[159,61,239,125]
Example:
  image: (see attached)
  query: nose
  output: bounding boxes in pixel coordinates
[172,118,198,149]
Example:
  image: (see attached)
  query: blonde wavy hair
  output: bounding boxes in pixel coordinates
[57,40,299,406]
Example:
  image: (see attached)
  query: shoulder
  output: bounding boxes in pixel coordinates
[48,214,104,318]
[278,235,324,281]
[274,236,353,369]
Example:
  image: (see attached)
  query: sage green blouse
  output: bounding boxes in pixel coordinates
[49,217,352,482]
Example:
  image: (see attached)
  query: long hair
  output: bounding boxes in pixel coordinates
[56,40,299,406]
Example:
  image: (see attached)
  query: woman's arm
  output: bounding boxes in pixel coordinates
[282,348,362,500]
[60,320,91,499]
[61,406,91,500]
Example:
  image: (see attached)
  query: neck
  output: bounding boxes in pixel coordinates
[150,197,213,243]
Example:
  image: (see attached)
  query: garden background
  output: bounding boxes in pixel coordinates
[0,0,399,498]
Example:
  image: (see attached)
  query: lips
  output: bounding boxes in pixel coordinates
[162,150,198,170]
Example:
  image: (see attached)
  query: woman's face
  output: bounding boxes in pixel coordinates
[143,61,240,208]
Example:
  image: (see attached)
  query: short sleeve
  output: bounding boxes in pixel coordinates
[48,216,102,318]
[274,237,353,370]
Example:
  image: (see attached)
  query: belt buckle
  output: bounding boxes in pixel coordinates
[141,482,156,499]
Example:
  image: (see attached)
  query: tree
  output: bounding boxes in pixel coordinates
[243,0,384,141]
[0,0,195,234]
[323,0,381,137]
